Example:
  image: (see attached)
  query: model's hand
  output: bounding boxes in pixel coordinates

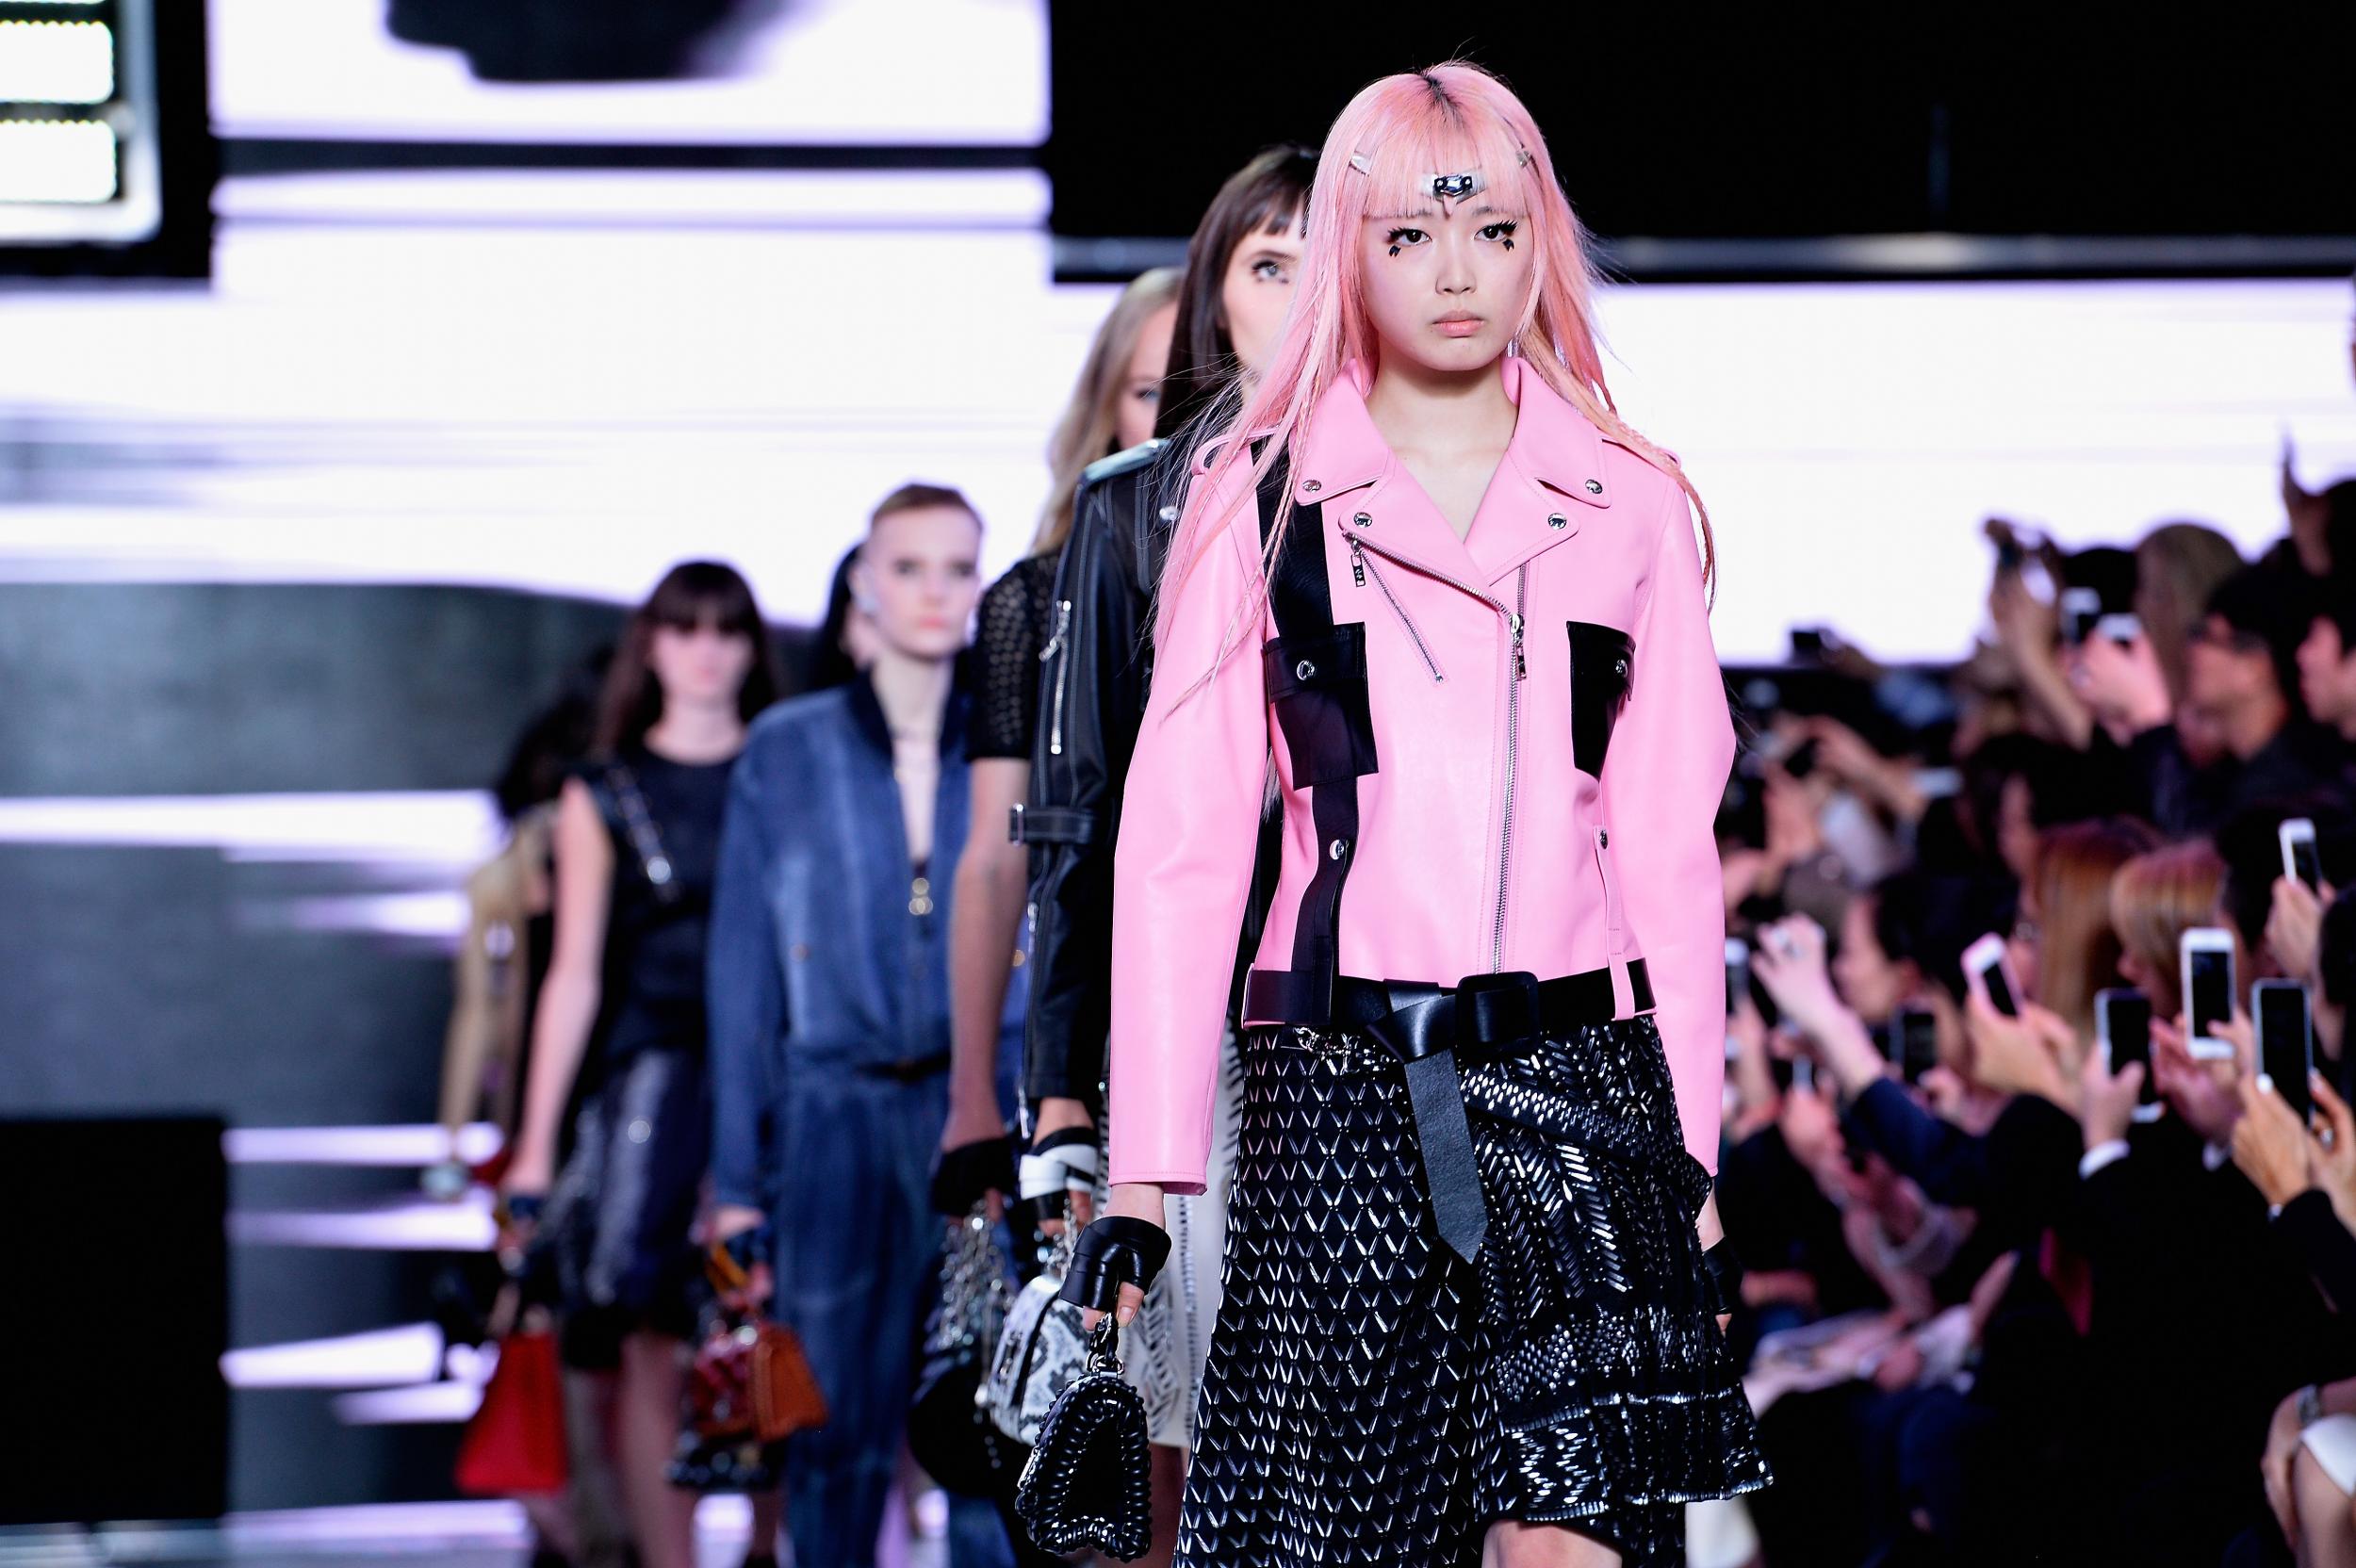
[1693,1191,1733,1336]
[1077,1183,1166,1332]
[930,1128,1014,1222]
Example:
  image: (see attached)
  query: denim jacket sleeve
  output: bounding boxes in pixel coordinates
[707,741,784,1212]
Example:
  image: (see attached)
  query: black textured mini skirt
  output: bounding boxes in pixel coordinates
[1174,1013,1770,1568]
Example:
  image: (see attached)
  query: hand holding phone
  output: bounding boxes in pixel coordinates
[2180,927,2238,1062]
[1963,933,2023,1019]
[2255,979,2316,1124]
[2282,817,2323,896]
[2096,988,2159,1119]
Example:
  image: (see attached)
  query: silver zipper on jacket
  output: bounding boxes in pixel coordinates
[1039,598,1072,756]
[1343,526,1528,972]
[1492,566,1529,972]
[1348,534,1445,682]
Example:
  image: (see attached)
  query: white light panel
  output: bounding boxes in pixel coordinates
[0,116,114,201]
[0,178,2348,664]
[0,19,114,102]
[209,0,1047,145]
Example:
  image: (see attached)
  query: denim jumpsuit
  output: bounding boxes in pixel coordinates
[708,674,1025,1567]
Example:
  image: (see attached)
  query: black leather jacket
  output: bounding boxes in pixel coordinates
[1015,439,1181,1116]
[1015,437,1282,1120]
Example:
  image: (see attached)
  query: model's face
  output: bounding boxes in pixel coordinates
[855,505,982,662]
[1117,301,1178,451]
[647,616,754,710]
[1359,188,1532,377]
[2184,614,2271,715]
[1219,213,1302,379]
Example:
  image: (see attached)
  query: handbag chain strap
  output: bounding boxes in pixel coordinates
[603,761,682,905]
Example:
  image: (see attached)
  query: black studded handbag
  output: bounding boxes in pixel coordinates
[1012,1314,1153,1560]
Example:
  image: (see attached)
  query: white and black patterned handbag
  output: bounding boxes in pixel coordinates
[984,1220,1091,1445]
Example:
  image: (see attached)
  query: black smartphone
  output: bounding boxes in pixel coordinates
[1892,1004,1939,1085]
[2095,988,2157,1109]
[1726,938,1751,1019]
[2257,979,2315,1123]
[1790,628,1826,662]
[1784,737,1822,781]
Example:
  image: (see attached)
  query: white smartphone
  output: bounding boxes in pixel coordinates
[1963,932,2022,1018]
[2095,612,2142,646]
[2282,816,2324,895]
[2059,587,2102,645]
[2180,926,2238,1061]
[1792,1054,1816,1093]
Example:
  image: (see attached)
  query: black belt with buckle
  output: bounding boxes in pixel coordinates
[1242,959,1652,1266]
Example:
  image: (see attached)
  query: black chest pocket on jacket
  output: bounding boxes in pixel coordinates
[1263,624,1378,789]
[1567,621,1635,776]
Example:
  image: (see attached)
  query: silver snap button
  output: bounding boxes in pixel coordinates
[1158,504,1178,523]
[1295,659,1316,680]
[1584,478,1604,495]
[1329,838,1348,860]
[1614,658,1629,678]
[1352,512,1372,528]
[1598,829,1610,848]
[1302,479,1322,494]
[1546,513,1568,530]
[627,1119,652,1144]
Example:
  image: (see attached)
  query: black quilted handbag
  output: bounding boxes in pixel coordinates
[1012,1314,1153,1560]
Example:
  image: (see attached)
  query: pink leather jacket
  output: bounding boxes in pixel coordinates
[1107,355,1734,1193]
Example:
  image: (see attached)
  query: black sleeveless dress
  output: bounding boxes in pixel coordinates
[543,745,734,1364]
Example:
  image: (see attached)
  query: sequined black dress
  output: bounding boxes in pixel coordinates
[1175,1012,1770,1568]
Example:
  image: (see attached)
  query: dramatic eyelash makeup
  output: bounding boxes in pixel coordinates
[1384,226,1426,256]
[1483,220,1519,250]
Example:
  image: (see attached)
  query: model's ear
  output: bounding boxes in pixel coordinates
[847,555,878,615]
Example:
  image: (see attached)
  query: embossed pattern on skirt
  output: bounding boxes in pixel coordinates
[1174,1014,1769,1568]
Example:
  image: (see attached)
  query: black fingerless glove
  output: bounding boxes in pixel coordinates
[929,1132,1017,1216]
[1058,1216,1172,1313]
[1700,1238,1744,1319]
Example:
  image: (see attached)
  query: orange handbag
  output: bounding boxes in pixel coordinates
[690,1245,828,1445]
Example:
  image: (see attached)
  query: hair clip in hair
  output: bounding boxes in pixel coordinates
[1430,171,1483,203]
[1348,152,1372,175]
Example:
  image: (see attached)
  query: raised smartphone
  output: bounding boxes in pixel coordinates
[2256,978,2315,1123]
[2180,927,2237,1062]
[2059,587,2102,645]
[1963,932,2022,1018]
[2095,987,2160,1119]
[1891,1004,1939,1085]
[2282,816,2324,895]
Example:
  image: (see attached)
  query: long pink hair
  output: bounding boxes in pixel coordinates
[1166,62,1713,655]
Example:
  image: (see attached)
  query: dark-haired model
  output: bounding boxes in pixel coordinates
[502,562,785,1568]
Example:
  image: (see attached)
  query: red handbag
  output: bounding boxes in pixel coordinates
[455,1296,568,1496]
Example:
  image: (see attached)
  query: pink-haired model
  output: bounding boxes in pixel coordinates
[1061,63,1770,1566]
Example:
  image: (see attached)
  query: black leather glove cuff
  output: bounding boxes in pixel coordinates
[930,1132,1016,1216]
[1058,1216,1172,1313]
[1700,1237,1744,1318]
